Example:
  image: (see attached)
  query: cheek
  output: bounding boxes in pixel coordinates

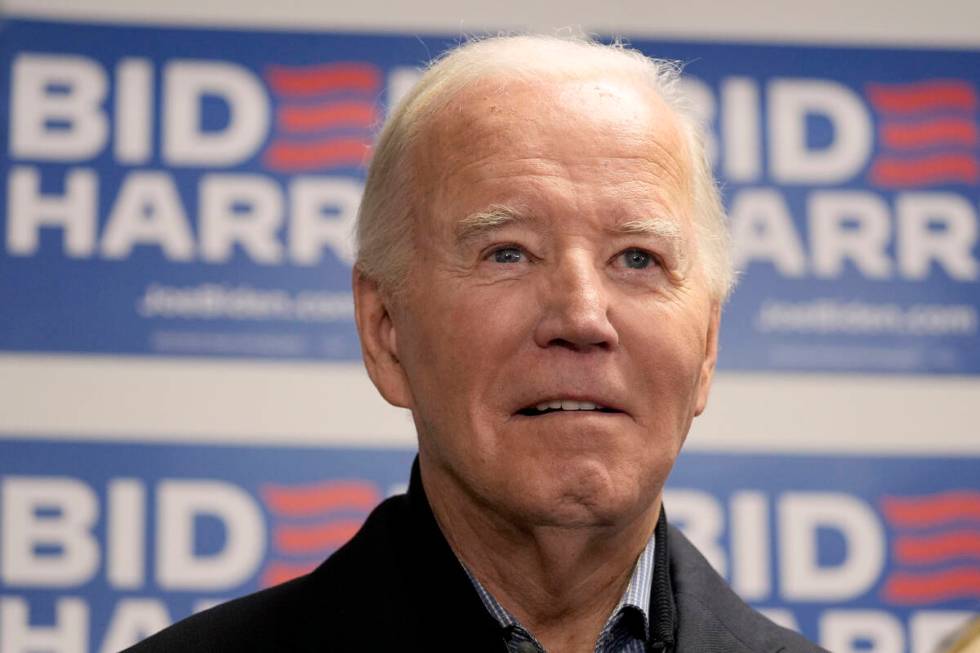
[623,303,711,408]
[398,280,527,415]
[444,279,536,349]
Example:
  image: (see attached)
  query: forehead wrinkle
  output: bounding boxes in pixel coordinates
[642,132,691,197]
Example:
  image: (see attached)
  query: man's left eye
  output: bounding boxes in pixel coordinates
[620,248,654,270]
[492,247,525,264]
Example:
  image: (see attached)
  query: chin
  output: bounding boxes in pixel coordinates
[512,463,647,529]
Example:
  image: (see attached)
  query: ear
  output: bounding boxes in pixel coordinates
[352,268,414,409]
[694,301,721,417]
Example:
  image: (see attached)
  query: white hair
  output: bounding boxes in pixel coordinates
[355,34,734,301]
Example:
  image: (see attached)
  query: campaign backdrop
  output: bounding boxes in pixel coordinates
[1,440,977,652]
[2,18,978,374]
[1,17,978,653]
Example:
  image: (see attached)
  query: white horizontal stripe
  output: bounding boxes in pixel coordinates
[688,372,980,456]
[0,354,416,447]
[0,354,977,455]
[4,0,980,50]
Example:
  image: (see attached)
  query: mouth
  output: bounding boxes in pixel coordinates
[515,399,624,417]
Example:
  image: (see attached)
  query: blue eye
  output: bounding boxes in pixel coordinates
[621,248,653,269]
[492,247,524,264]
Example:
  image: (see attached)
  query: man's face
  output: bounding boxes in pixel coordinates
[359,75,719,529]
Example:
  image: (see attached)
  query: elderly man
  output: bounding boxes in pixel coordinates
[130,35,824,652]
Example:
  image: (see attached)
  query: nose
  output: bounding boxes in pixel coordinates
[533,252,619,351]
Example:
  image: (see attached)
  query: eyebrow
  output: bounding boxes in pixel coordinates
[454,205,529,245]
[616,217,683,241]
[454,208,688,266]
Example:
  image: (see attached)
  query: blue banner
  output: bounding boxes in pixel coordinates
[1,19,978,373]
[0,440,976,651]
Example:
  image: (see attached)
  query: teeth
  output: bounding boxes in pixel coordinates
[534,400,603,412]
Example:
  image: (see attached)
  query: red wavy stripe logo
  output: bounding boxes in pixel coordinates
[880,118,979,149]
[894,530,980,565]
[261,481,380,517]
[260,561,318,588]
[263,137,372,171]
[881,567,980,604]
[866,81,978,114]
[265,63,381,97]
[274,519,363,554]
[882,491,980,527]
[277,101,378,132]
[869,154,979,186]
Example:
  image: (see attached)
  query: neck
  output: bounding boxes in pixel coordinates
[420,460,660,653]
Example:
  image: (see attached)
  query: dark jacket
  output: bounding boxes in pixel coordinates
[127,462,825,652]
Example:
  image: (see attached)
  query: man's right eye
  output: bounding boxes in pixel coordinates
[491,247,524,264]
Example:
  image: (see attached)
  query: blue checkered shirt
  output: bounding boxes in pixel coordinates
[463,533,656,653]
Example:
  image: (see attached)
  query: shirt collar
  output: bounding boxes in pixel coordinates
[612,530,657,634]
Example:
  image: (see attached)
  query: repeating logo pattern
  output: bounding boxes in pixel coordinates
[262,62,381,172]
[259,479,381,587]
[880,490,980,604]
[867,80,979,187]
